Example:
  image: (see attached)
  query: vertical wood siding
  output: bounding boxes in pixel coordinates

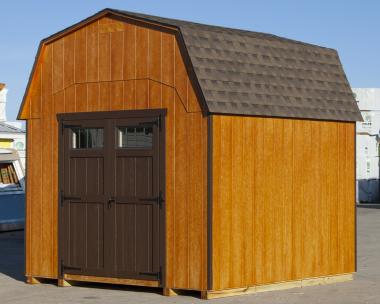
[211,115,355,290]
[23,16,207,290]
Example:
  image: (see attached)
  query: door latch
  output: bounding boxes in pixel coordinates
[107,197,115,209]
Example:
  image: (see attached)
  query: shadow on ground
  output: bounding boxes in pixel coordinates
[68,281,165,296]
[0,230,25,282]
[0,231,200,299]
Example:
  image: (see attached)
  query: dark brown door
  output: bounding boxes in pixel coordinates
[58,110,165,282]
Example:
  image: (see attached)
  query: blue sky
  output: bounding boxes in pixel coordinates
[1,0,379,121]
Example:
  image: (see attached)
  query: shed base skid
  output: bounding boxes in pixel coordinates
[25,276,40,285]
[58,279,71,287]
[202,273,354,299]
[163,288,179,296]
[25,273,353,299]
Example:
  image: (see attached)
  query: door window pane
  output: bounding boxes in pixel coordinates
[72,128,104,149]
[118,126,153,148]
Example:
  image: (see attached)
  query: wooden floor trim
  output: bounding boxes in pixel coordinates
[203,273,354,300]
[63,274,160,287]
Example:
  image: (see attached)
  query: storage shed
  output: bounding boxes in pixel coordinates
[18,8,362,299]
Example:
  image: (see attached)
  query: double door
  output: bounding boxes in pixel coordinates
[58,110,165,282]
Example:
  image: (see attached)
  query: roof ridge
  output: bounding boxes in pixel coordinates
[109,8,336,52]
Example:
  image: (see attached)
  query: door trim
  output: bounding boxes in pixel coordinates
[57,109,167,121]
[57,109,167,286]
[63,273,161,287]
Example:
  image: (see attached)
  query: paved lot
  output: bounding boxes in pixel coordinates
[0,206,379,304]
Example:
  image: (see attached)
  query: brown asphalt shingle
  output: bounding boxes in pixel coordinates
[113,9,362,121]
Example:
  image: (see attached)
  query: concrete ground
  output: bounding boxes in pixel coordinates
[0,206,379,304]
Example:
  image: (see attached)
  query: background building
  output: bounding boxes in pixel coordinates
[0,83,25,231]
[0,83,26,167]
[353,88,380,203]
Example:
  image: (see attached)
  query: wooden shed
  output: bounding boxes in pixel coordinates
[18,9,362,299]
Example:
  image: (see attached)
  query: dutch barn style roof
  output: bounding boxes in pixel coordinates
[19,8,362,122]
[113,9,361,122]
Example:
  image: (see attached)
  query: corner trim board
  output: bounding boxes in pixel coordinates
[354,123,357,272]
[207,115,213,290]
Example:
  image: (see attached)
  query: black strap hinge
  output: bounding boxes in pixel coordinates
[139,266,162,280]
[60,191,81,206]
[139,191,164,208]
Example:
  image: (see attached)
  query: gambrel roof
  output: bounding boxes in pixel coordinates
[18,8,362,121]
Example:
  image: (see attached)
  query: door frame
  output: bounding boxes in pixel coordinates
[57,109,167,286]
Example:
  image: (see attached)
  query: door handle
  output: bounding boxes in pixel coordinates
[107,197,115,209]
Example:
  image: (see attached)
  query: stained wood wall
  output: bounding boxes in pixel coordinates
[211,115,355,290]
[22,15,207,290]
